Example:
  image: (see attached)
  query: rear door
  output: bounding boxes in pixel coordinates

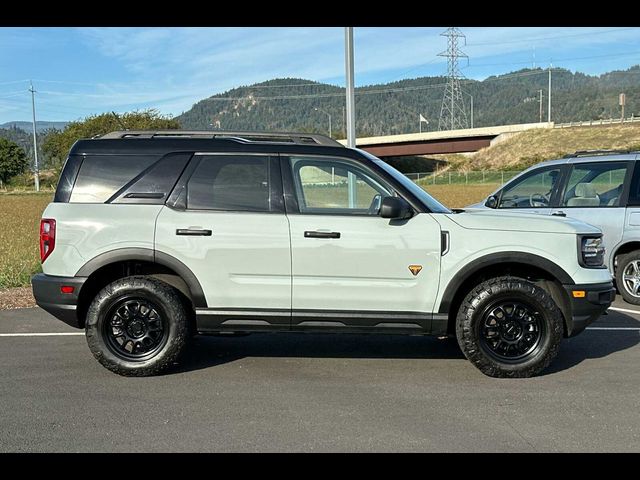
[154,153,291,329]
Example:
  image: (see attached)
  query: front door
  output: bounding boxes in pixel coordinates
[155,154,291,329]
[283,154,442,331]
[552,160,632,269]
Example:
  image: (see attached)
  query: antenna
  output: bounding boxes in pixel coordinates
[111,111,128,130]
[438,27,469,131]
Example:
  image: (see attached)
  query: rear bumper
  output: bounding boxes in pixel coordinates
[31,274,86,329]
[563,281,615,337]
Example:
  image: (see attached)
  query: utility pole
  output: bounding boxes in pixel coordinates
[539,89,543,123]
[345,27,356,148]
[548,65,552,124]
[438,27,469,131]
[29,81,39,192]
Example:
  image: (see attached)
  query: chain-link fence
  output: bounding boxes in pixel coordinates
[405,171,523,185]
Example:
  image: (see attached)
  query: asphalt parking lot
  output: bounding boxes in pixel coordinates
[0,297,638,452]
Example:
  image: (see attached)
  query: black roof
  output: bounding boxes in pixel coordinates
[69,130,349,157]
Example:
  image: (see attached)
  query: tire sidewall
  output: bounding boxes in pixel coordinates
[86,277,188,375]
[616,252,640,305]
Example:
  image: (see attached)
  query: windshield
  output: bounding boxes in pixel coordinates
[359,150,452,214]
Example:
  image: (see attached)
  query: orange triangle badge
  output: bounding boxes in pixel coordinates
[408,265,423,276]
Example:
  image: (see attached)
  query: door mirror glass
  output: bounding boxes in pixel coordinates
[485,195,498,209]
[380,196,412,219]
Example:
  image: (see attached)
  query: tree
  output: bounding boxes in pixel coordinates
[42,109,180,170]
[0,138,29,185]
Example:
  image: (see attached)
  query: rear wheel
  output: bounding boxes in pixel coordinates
[615,251,640,305]
[85,276,190,376]
[456,276,563,378]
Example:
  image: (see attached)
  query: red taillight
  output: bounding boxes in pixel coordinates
[60,286,74,294]
[40,219,56,263]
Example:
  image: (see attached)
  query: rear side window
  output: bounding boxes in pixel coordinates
[70,155,157,203]
[187,156,271,212]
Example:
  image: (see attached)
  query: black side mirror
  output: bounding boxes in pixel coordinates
[485,195,498,209]
[380,196,413,219]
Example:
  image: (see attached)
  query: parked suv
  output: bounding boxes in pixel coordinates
[468,150,640,304]
[32,131,614,378]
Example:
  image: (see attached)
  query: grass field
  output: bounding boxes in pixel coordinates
[0,185,494,288]
[0,194,52,288]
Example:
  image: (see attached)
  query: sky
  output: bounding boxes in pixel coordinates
[1,27,639,124]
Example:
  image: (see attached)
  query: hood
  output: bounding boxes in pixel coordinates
[446,208,601,235]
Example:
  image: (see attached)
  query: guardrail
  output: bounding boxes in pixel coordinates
[555,116,640,128]
[406,171,522,185]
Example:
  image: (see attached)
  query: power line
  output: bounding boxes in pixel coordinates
[467,27,638,47]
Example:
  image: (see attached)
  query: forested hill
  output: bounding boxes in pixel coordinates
[176,66,640,137]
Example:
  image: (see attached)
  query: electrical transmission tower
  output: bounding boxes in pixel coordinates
[438,27,469,131]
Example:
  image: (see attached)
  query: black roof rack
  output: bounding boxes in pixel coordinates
[563,149,638,158]
[99,130,344,147]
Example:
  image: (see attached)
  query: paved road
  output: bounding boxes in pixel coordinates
[0,297,638,452]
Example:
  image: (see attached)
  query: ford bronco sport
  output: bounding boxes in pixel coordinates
[32,130,615,378]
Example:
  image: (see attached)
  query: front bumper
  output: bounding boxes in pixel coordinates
[563,281,615,337]
[31,273,86,329]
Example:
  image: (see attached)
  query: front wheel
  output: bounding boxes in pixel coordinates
[85,276,190,376]
[615,251,640,305]
[456,276,563,378]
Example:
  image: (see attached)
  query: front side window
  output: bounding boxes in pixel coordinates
[290,156,393,215]
[187,155,271,211]
[498,167,561,208]
[561,162,628,208]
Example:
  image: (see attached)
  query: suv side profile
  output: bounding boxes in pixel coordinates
[469,150,640,304]
[32,131,614,378]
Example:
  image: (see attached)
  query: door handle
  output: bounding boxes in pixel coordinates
[304,231,341,239]
[176,228,212,236]
[551,211,566,217]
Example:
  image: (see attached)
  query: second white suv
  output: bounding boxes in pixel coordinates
[32,131,614,378]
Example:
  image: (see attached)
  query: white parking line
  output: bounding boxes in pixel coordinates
[608,306,640,316]
[0,332,84,337]
[587,327,640,331]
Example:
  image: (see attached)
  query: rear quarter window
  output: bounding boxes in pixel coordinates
[69,155,158,203]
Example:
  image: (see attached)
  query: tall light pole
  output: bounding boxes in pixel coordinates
[461,90,474,128]
[29,81,40,192]
[539,89,543,123]
[345,27,356,148]
[314,107,332,138]
[548,64,552,123]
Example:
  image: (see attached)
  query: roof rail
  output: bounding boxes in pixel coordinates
[563,149,638,158]
[99,130,344,147]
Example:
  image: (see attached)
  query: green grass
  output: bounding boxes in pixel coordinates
[0,193,52,288]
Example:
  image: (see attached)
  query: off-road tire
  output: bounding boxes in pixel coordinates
[85,276,190,376]
[456,276,563,378]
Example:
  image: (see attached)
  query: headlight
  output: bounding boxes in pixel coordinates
[579,235,605,268]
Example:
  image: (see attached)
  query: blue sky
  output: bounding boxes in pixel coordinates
[1,27,639,123]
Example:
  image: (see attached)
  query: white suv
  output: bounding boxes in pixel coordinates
[32,130,614,378]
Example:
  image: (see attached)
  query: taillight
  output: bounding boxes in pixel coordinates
[40,219,56,263]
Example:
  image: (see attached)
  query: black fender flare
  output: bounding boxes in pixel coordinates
[75,247,207,308]
[438,251,574,313]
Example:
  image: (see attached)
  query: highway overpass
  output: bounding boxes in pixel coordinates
[338,122,553,158]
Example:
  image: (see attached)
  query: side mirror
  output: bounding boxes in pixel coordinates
[380,196,413,219]
[485,195,498,209]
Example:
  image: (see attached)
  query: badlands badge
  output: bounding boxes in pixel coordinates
[408,265,423,276]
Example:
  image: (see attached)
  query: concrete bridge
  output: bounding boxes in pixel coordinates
[338,122,553,158]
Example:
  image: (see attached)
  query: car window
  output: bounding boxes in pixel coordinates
[498,167,561,209]
[187,156,271,211]
[290,156,393,215]
[70,155,157,203]
[561,162,628,208]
